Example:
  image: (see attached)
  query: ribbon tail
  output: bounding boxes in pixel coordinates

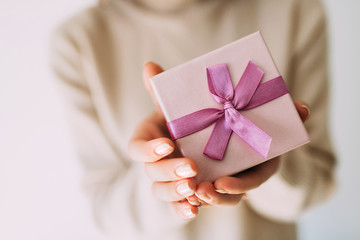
[203,116,233,161]
[167,108,223,140]
[225,108,271,159]
[233,61,264,109]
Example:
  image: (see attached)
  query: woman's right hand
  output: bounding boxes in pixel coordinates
[127,63,200,220]
[128,112,200,219]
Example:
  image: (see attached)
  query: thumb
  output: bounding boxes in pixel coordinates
[143,61,164,112]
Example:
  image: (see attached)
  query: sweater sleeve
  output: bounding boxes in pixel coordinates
[50,18,185,238]
[246,0,336,222]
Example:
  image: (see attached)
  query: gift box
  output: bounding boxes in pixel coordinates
[150,32,310,183]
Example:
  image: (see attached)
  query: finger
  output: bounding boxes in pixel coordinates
[143,61,164,94]
[128,137,174,163]
[294,100,311,122]
[186,195,210,207]
[152,179,196,202]
[195,182,244,206]
[145,157,198,181]
[130,112,173,144]
[186,194,201,206]
[214,157,281,194]
[170,200,198,219]
[143,62,164,111]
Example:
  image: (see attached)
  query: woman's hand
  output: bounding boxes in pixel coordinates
[128,63,200,219]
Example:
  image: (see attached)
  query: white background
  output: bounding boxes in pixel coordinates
[0,0,359,239]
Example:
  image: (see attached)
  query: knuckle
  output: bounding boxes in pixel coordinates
[147,159,184,182]
[144,164,156,180]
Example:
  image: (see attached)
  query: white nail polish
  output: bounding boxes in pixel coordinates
[215,189,228,194]
[188,199,200,206]
[182,208,196,218]
[195,193,212,203]
[154,143,173,155]
[301,104,311,119]
[175,165,196,178]
[176,182,194,197]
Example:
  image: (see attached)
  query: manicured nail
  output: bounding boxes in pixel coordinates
[175,164,196,178]
[215,189,228,194]
[195,193,212,203]
[188,199,200,206]
[176,182,194,197]
[301,104,311,120]
[187,197,201,206]
[154,143,173,155]
[182,208,196,218]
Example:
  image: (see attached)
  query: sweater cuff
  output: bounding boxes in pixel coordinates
[245,152,315,223]
[246,173,307,223]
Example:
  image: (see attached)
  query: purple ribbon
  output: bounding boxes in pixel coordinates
[167,61,289,160]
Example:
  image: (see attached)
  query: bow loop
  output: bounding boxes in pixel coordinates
[207,64,234,104]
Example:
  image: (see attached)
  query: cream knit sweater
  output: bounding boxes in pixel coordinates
[51,0,336,239]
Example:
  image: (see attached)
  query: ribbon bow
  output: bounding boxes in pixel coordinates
[167,61,289,160]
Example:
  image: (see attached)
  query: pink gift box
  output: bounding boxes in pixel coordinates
[150,32,310,183]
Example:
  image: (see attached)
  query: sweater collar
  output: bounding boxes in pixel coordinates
[119,0,202,13]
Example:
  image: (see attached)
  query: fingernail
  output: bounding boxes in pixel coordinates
[182,208,196,218]
[215,189,228,194]
[188,200,200,206]
[301,104,311,120]
[195,193,212,203]
[154,143,173,155]
[176,182,195,197]
[175,164,196,178]
[187,197,201,206]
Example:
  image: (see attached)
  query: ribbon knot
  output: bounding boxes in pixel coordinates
[167,61,289,161]
[223,101,234,110]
